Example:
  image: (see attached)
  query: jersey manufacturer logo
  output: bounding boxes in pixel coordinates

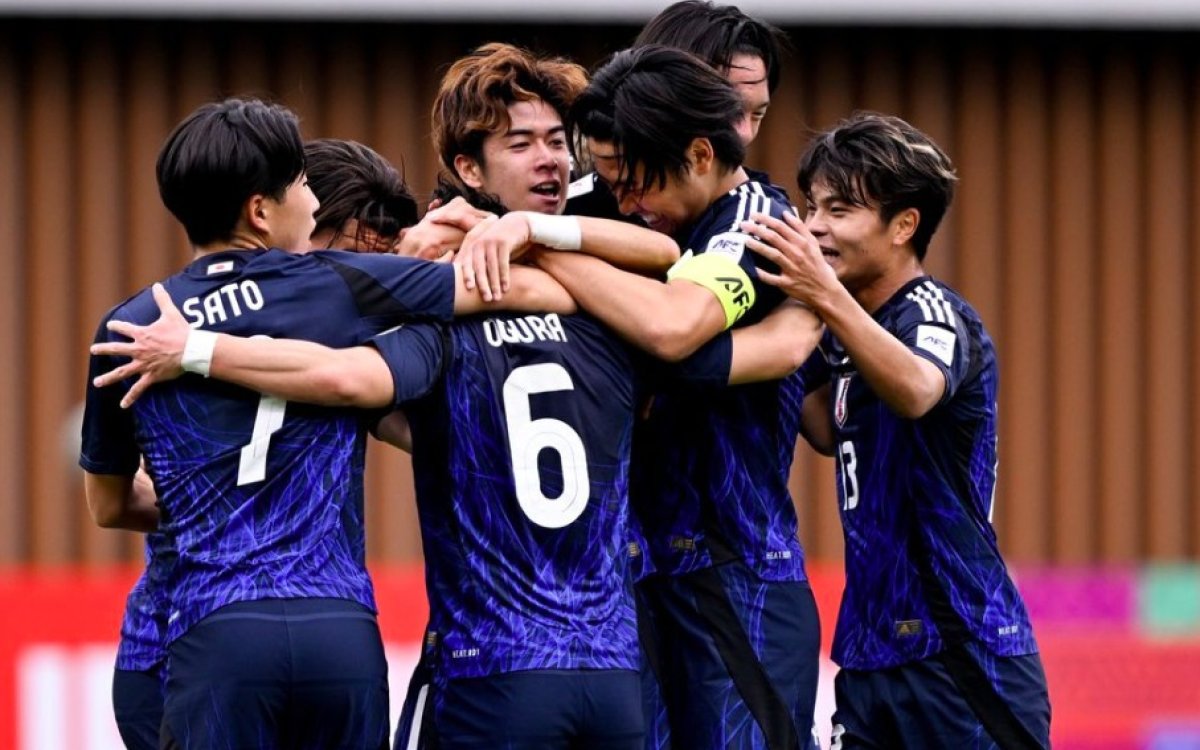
[894,619,923,637]
[834,374,852,427]
[705,231,747,262]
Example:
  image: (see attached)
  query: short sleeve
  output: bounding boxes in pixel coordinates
[314,251,458,324]
[79,312,140,476]
[369,323,450,409]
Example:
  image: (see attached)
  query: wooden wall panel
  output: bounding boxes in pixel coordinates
[1,20,1198,568]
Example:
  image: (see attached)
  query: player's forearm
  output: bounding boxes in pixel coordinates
[536,252,723,361]
[210,335,393,408]
[85,472,159,532]
[576,216,680,274]
[500,266,578,315]
[812,287,944,418]
[727,302,823,385]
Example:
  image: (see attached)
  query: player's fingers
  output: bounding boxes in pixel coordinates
[742,234,790,269]
[90,340,134,357]
[473,247,494,302]
[486,246,505,300]
[121,374,154,409]
[105,319,141,339]
[454,250,477,290]
[94,361,139,388]
[752,265,788,289]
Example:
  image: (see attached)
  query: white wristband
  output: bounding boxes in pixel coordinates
[525,212,582,251]
[181,329,218,377]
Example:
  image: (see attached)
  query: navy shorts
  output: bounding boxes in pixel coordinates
[160,597,389,750]
[433,669,643,750]
[639,560,822,750]
[391,641,434,750]
[831,640,1051,750]
[112,661,165,750]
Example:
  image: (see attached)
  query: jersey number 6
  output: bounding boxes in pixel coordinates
[503,363,590,529]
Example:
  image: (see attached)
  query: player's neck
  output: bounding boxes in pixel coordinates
[854,260,925,314]
[714,166,750,197]
[193,231,270,258]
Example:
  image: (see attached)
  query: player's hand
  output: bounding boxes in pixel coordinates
[90,283,191,408]
[741,212,838,307]
[454,212,533,302]
[396,197,493,260]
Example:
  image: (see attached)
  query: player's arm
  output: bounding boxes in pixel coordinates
[799,383,834,455]
[90,284,437,410]
[727,301,823,384]
[454,212,680,301]
[536,251,745,362]
[84,468,158,532]
[743,212,944,418]
[451,262,577,316]
[373,411,412,453]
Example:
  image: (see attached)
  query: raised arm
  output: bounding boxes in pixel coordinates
[743,212,945,418]
[535,251,737,362]
[453,211,680,301]
[727,301,823,385]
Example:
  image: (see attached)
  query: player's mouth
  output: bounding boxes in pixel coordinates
[638,213,670,233]
[820,245,840,262]
[530,180,562,206]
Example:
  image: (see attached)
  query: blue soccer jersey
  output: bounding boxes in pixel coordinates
[115,533,173,671]
[372,312,731,681]
[80,248,456,643]
[822,276,1039,669]
[633,179,812,582]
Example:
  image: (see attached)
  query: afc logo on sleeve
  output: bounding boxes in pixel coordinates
[705,231,747,262]
[915,324,956,366]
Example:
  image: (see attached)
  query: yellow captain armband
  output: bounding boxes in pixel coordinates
[666,251,756,329]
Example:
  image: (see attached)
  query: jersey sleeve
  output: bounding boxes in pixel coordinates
[79,311,140,476]
[636,330,733,389]
[893,286,971,404]
[312,251,457,324]
[369,323,450,410]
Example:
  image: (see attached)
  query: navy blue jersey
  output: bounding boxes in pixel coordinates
[116,533,173,671]
[822,277,1038,669]
[373,312,737,680]
[80,248,455,643]
[633,179,811,581]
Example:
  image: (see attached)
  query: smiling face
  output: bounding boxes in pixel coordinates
[586,136,713,237]
[804,178,920,308]
[455,98,569,215]
[726,53,770,146]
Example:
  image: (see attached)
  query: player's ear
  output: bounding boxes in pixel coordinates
[688,137,715,176]
[242,194,271,235]
[889,207,919,248]
[454,155,485,190]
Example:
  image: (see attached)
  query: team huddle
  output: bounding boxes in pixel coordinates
[79,2,1052,749]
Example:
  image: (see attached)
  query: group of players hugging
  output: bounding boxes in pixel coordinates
[80,2,1052,748]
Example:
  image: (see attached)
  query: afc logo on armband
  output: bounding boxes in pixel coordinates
[717,275,752,315]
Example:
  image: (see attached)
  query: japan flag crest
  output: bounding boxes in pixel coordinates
[834,374,852,427]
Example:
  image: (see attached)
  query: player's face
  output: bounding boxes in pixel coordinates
[471,99,570,215]
[266,175,319,253]
[726,53,770,146]
[587,137,709,237]
[804,179,897,295]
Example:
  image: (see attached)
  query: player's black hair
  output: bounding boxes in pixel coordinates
[634,1,788,94]
[156,98,306,247]
[571,45,745,196]
[798,112,958,261]
[305,139,417,251]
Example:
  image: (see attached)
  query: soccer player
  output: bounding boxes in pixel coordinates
[567,0,787,219]
[742,112,1051,749]
[80,97,570,749]
[475,46,822,750]
[306,138,417,253]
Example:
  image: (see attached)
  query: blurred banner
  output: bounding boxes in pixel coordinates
[2,564,1199,749]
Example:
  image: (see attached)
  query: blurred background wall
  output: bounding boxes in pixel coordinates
[0,5,1199,748]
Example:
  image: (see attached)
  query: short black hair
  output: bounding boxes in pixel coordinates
[635,1,788,93]
[798,112,958,261]
[305,139,417,249]
[572,45,745,196]
[156,98,306,247]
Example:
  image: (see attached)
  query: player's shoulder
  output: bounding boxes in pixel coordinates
[892,277,981,327]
